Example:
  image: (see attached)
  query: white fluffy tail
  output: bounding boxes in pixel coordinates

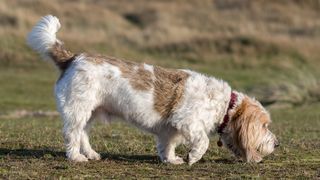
[27,15,75,71]
[27,15,61,60]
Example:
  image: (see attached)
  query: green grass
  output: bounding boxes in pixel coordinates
[0,66,57,112]
[0,105,319,178]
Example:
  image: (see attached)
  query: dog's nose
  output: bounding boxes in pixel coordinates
[274,140,280,148]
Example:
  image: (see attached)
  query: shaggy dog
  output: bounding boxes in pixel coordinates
[27,15,278,165]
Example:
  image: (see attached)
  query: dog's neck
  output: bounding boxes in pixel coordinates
[217,91,238,135]
[216,91,240,147]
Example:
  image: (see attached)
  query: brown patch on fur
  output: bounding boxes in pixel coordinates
[229,97,270,162]
[153,66,189,119]
[49,43,76,71]
[88,55,153,90]
[86,55,189,119]
[129,64,153,90]
[88,55,105,64]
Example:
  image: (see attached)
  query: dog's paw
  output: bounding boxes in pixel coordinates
[69,154,88,162]
[187,154,200,166]
[188,159,196,166]
[85,151,101,160]
[172,156,185,165]
[164,156,185,165]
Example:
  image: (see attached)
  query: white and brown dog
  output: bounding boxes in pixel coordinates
[27,15,278,165]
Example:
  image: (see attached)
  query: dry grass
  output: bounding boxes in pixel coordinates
[2,0,320,59]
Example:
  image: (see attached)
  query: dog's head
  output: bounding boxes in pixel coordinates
[220,94,278,163]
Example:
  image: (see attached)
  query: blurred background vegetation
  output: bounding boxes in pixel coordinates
[1,0,320,113]
[1,0,320,111]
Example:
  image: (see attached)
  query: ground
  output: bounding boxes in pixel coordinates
[0,0,320,178]
[0,106,319,178]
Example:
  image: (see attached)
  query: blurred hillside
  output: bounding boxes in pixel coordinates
[1,0,320,110]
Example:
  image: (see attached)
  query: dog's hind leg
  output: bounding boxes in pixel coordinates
[61,101,97,162]
[80,115,101,160]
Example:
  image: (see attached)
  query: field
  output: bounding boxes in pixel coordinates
[0,0,320,178]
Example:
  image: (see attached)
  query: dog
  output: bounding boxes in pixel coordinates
[27,15,278,165]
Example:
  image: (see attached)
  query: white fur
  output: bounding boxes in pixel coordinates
[27,15,61,60]
[143,63,154,73]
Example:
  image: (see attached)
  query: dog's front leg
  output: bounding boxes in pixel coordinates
[187,130,209,165]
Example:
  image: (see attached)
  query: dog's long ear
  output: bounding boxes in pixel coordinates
[230,97,263,163]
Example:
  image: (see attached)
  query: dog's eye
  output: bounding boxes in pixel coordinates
[263,123,268,128]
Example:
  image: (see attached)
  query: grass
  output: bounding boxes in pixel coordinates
[0,66,57,112]
[0,0,320,178]
[0,105,319,178]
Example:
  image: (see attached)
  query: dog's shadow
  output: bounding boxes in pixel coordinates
[0,148,235,164]
[0,148,65,158]
[0,148,159,164]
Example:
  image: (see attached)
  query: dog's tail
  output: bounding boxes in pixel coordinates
[27,15,75,71]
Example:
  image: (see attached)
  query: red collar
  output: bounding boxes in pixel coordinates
[217,91,237,134]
